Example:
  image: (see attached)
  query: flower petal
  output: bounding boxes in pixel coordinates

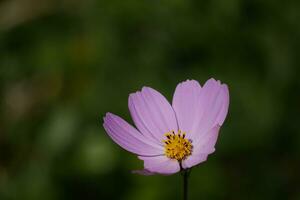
[216,84,229,125]
[128,87,178,143]
[172,80,202,136]
[132,169,156,176]
[182,126,220,169]
[182,154,208,169]
[193,125,220,154]
[138,155,180,175]
[190,78,229,140]
[103,113,163,156]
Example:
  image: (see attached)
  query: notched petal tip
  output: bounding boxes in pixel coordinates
[178,79,201,86]
[104,112,113,119]
[207,77,217,82]
[129,86,155,94]
[207,77,229,87]
[129,90,141,97]
[141,86,155,94]
[102,113,109,123]
[103,112,116,124]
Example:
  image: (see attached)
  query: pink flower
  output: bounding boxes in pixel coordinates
[103,79,229,175]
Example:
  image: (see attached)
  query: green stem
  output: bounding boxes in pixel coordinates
[183,170,189,200]
[180,163,191,200]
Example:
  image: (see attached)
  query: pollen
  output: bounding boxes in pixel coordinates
[163,130,193,161]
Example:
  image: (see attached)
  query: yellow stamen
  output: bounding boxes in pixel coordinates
[163,130,193,161]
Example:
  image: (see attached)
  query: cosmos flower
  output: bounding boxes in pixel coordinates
[103,78,229,175]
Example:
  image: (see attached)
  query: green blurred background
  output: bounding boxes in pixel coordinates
[0,0,300,199]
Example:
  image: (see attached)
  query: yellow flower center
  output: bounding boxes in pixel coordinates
[163,130,193,161]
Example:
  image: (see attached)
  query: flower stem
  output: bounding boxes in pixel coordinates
[180,163,191,200]
[183,170,189,200]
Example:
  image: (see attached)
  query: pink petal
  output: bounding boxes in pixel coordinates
[172,80,202,137]
[181,154,208,169]
[103,113,163,156]
[190,78,229,141]
[132,169,156,176]
[216,84,229,125]
[193,125,220,153]
[138,155,180,175]
[182,126,220,169]
[128,87,178,143]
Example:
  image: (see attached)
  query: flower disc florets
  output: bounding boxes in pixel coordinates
[163,130,193,161]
